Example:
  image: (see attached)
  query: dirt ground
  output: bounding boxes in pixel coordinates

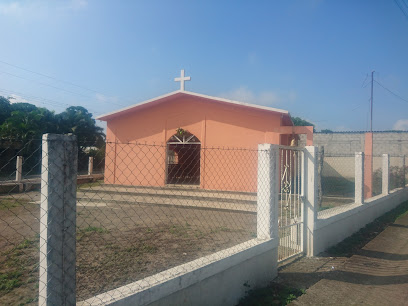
[3,187,401,305]
[0,190,256,305]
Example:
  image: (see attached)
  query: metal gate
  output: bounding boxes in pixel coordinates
[278,146,304,262]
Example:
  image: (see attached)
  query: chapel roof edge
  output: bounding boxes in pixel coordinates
[96,90,290,121]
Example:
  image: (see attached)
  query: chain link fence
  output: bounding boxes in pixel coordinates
[0,139,43,305]
[319,153,355,211]
[318,151,406,218]
[2,136,404,304]
[0,136,262,304]
[77,141,258,303]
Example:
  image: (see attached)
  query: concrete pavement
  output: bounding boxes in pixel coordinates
[292,213,408,305]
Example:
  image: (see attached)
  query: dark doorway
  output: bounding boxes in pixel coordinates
[166,132,201,185]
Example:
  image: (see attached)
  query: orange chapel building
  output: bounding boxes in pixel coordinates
[97,70,313,192]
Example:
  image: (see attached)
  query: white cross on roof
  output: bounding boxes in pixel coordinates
[174,69,191,91]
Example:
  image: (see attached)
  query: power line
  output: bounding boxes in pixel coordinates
[0,58,137,108]
[0,59,103,95]
[374,80,408,104]
[394,0,408,21]
[0,87,103,115]
[0,69,126,108]
[361,73,370,88]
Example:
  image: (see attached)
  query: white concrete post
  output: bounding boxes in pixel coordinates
[382,154,389,195]
[355,152,365,204]
[39,134,77,306]
[403,156,406,187]
[15,156,23,182]
[257,144,279,240]
[304,146,318,257]
[88,156,94,176]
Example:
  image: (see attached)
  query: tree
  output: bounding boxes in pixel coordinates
[57,106,104,145]
[0,100,104,144]
[0,97,106,176]
[0,107,57,141]
[10,102,37,113]
[320,129,333,133]
[0,96,11,125]
[291,116,316,132]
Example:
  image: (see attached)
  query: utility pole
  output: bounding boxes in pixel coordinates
[370,71,374,132]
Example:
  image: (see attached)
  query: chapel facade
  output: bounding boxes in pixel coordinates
[97,71,313,192]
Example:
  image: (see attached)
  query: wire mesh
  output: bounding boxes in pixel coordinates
[389,156,406,190]
[0,139,43,305]
[0,138,264,304]
[76,141,259,302]
[319,154,355,213]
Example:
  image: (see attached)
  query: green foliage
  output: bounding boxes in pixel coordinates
[291,116,316,132]
[0,96,11,125]
[0,96,105,177]
[0,271,22,292]
[0,198,29,210]
[0,236,39,297]
[320,129,333,133]
[321,176,355,197]
[0,96,104,143]
[176,127,186,136]
[237,282,305,306]
[81,226,109,233]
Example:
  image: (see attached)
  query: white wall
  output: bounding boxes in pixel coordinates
[312,187,408,256]
[79,238,278,306]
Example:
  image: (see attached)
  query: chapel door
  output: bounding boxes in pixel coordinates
[166,131,201,185]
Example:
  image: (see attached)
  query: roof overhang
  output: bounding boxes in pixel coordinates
[96,90,292,123]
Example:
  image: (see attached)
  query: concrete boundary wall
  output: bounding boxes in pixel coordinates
[312,187,408,255]
[79,238,278,306]
[312,132,408,156]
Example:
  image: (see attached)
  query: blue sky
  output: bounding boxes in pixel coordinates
[1,0,408,132]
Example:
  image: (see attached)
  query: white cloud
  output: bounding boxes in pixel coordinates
[0,2,20,16]
[0,0,87,18]
[220,87,255,103]
[219,86,296,106]
[8,94,28,104]
[393,119,408,131]
[95,93,118,104]
[69,0,88,10]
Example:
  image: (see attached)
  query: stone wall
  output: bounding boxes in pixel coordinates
[298,132,408,179]
[312,131,408,156]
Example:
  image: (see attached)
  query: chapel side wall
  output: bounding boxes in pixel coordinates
[102,96,285,191]
[104,125,116,184]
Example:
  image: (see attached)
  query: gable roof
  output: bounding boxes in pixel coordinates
[96,90,292,122]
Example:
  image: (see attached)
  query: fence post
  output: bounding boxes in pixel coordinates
[257,144,279,240]
[403,155,406,188]
[382,154,389,195]
[88,156,94,175]
[39,134,77,305]
[317,146,324,209]
[15,156,23,192]
[355,152,365,204]
[15,156,23,181]
[304,146,318,257]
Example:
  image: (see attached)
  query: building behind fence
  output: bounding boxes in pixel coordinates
[0,134,407,305]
